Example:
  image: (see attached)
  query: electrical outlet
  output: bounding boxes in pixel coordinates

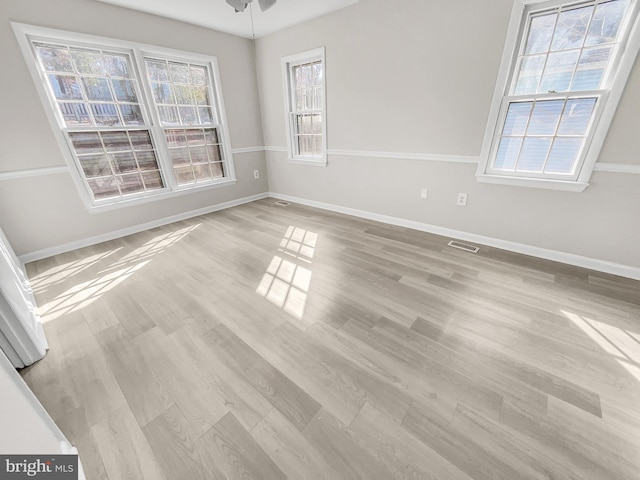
[457,193,468,206]
[420,188,428,199]
[253,170,260,179]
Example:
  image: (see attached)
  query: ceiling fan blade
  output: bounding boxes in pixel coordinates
[258,0,277,12]
[226,0,251,12]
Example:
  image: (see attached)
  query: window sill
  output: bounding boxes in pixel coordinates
[288,157,327,167]
[475,173,589,192]
[88,178,237,213]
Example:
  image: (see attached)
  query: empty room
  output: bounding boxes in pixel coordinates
[1,0,639,478]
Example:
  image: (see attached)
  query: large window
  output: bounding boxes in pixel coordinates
[478,0,640,191]
[282,48,326,166]
[13,24,236,209]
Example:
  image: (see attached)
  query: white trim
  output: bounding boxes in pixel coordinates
[593,162,640,174]
[264,146,289,152]
[231,146,266,154]
[476,173,589,192]
[0,166,70,181]
[268,192,640,281]
[327,149,478,164]
[18,192,269,264]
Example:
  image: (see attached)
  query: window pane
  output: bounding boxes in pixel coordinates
[104,54,131,78]
[514,55,545,94]
[165,129,187,147]
[71,49,106,75]
[173,85,194,104]
[198,107,213,124]
[169,147,190,166]
[525,13,557,55]
[557,98,597,135]
[193,86,210,106]
[48,74,83,100]
[175,166,195,185]
[79,154,111,177]
[135,151,159,170]
[503,102,533,135]
[87,177,119,199]
[544,138,583,173]
[190,146,208,164]
[159,106,179,125]
[194,163,212,181]
[169,62,191,83]
[59,103,91,125]
[101,131,130,151]
[83,77,113,101]
[517,137,552,172]
[36,45,74,72]
[526,100,564,135]
[152,83,173,104]
[586,0,627,46]
[92,103,120,126]
[206,144,222,162]
[494,137,522,170]
[539,50,580,93]
[186,129,205,146]
[190,66,207,85]
[146,60,169,82]
[112,79,138,102]
[550,5,593,51]
[118,173,144,194]
[178,106,197,125]
[142,171,163,190]
[571,47,612,90]
[69,132,102,154]
[211,162,224,178]
[112,152,137,173]
[128,130,153,150]
[204,129,219,144]
[312,114,323,135]
[120,104,144,125]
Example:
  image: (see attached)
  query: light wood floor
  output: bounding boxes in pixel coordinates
[21,198,640,479]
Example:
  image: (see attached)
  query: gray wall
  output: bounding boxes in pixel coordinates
[256,0,640,269]
[0,0,268,257]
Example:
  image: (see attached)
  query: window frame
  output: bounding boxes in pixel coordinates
[477,0,640,192]
[281,47,327,167]
[11,22,236,212]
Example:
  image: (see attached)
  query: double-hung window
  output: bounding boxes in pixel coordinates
[478,0,640,191]
[12,23,236,210]
[282,48,327,166]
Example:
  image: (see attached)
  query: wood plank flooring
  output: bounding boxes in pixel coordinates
[20,198,640,479]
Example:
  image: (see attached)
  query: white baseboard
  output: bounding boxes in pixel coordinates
[268,192,640,281]
[19,192,270,265]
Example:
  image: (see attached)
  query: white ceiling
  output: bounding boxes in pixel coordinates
[95,0,360,39]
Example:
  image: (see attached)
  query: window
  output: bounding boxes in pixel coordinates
[282,48,326,165]
[478,0,640,191]
[12,23,236,210]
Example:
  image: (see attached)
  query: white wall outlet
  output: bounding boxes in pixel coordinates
[253,170,260,179]
[457,193,468,206]
[420,188,428,199]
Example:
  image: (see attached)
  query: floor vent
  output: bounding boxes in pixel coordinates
[274,200,290,207]
[447,240,479,253]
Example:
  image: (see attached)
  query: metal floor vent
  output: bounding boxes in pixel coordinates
[274,200,290,207]
[447,240,479,253]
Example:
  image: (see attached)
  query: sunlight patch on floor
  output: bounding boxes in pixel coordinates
[257,226,316,320]
[38,225,199,323]
[563,310,640,383]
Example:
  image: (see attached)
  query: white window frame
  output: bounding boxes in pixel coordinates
[11,23,237,212]
[281,47,327,167]
[477,0,640,192]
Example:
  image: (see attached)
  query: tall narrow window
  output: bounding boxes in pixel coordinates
[33,43,164,200]
[282,48,326,165]
[13,23,237,210]
[144,58,227,186]
[478,0,639,191]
